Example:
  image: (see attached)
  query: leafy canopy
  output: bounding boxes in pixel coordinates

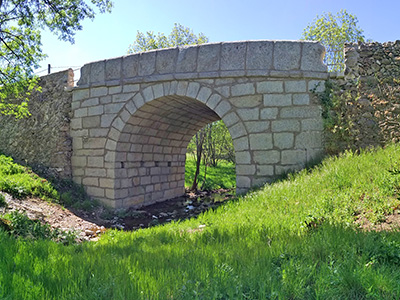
[302,9,365,72]
[0,0,113,118]
[127,23,209,53]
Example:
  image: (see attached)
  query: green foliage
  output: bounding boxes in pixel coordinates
[0,0,113,118]
[57,179,100,212]
[0,155,59,201]
[185,156,236,190]
[302,9,365,71]
[127,23,209,53]
[186,121,235,190]
[313,80,357,154]
[1,210,76,243]
[0,194,6,208]
[3,210,53,239]
[1,145,400,298]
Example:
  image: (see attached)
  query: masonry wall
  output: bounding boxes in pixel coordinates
[72,40,327,208]
[0,69,74,178]
[328,41,400,152]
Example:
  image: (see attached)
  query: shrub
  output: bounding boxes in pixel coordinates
[0,194,6,208]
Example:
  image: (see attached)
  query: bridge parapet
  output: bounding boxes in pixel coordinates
[77,40,327,88]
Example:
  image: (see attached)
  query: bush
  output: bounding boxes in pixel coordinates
[0,194,6,208]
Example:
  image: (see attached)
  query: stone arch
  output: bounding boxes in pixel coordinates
[71,40,327,208]
[103,80,249,208]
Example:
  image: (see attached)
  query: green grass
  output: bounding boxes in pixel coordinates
[1,145,400,299]
[185,156,236,190]
[0,154,101,212]
[0,155,59,201]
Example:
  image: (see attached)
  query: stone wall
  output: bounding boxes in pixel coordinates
[0,69,74,178]
[72,40,327,208]
[324,41,400,153]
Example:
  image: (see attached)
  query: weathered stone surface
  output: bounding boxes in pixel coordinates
[308,80,325,93]
[139,51,156,76]
[256,165,274,176]
[285,80,306,93]
[236,176,251,188]
[273,132,294,149]
[273,41,301,70]
[156,48,178,74]
[257,81,283,93]
[237,108,259,121]
[301,119,323,131]
[235,151,251,164]
[253,150,280,164]
[90,60,105,84]
[263,94,292,106]
[260,108,278,120]
[271,120,300,132]
[197,43,221,72]
[122,54,139,79]
[223,112,240,127]
[281,150,306,165]
[245,120,270,133]
[230,95,262,108]
[295,131,323,149]
[293,94,310,105]
[105,58,122,81]
[280,107,321,119]
[301,42,327,72]
[176,46,198,73]
[0,69,73,178]
[249,133,273,150]
[221,42,246,70]
[233,136,249,151]
[236,164,256,175]
[246,41,273,69]
[231,83,255,96]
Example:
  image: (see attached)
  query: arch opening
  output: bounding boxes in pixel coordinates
[113,95,228,208]
[186,120,236,192]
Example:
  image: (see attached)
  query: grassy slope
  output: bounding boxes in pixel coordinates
[1,145,400,299]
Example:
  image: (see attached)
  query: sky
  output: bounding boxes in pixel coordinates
[37,0,400,80]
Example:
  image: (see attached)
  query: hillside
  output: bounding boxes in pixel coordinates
[1,144,400,299]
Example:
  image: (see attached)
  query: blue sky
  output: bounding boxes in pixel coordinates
[37,0,400,78]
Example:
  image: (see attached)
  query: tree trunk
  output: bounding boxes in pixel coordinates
[191,130,205,191]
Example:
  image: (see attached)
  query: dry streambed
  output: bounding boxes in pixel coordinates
[0,189,235,242]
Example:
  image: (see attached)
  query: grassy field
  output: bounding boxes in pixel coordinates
[184,157,236,190]
[1,145,400,299]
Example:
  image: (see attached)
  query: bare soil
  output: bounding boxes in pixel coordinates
[0,189,235,242]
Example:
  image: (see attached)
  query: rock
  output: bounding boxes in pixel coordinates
[85,229,94,236]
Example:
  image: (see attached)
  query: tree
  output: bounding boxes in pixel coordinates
[302,10,365,72]
[0,0,113,118]
[128,23,209,53]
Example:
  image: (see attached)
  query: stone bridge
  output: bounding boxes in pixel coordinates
[71,40,328,208]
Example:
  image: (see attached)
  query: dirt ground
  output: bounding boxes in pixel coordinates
[0,189,235,242]
[2,190,400,242]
